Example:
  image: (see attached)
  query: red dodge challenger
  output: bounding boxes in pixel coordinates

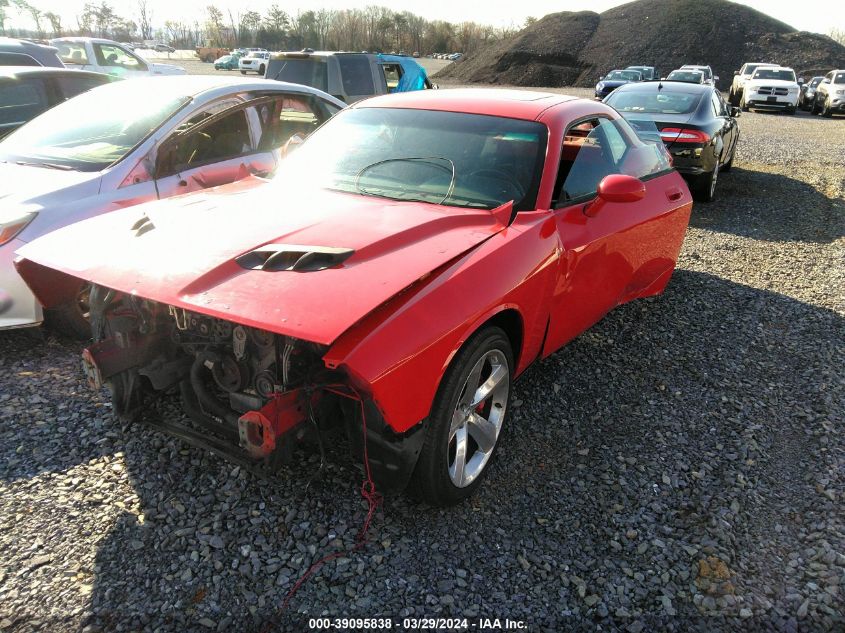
[16,89,692,505]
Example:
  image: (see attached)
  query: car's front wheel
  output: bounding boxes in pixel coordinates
[409,326,513,505]
[259,64,265,75]
[821,98,833,118]
[240,69,246,75]
[45,281,92,339]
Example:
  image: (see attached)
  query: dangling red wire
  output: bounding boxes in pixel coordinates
[270,384,383,624]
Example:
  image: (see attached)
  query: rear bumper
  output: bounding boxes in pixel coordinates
[830,99,845,113]
[666,143,716,176]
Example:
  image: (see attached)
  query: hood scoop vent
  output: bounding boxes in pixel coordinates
[236,245,354,272]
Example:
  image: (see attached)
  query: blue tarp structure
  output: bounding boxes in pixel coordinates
[377,54,429,92]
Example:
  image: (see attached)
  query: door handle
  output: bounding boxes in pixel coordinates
[666,188,683,202]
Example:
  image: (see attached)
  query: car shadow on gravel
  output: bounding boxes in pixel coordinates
[690,166,844,244]
[42,269,839,632]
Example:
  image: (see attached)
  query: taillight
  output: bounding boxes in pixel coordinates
[660,127,711,143]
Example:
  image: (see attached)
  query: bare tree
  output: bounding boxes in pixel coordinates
[137,0,152,40]
[44,10,61,36]
[828,28,845,46]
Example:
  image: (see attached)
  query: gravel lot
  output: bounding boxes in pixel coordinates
[0,90,843,632]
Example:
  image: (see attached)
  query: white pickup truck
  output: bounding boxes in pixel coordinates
[50,37,186,78]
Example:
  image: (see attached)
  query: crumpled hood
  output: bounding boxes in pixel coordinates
[16,182,509,345]
[149,62,187,75]
[0,162,101,216]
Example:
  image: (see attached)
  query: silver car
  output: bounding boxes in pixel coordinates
[0,75,344,334]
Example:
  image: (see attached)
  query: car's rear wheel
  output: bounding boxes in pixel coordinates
[728,89,739,107]
[694,160,719,203]
[409,327,513,505]
[45,281,92,339]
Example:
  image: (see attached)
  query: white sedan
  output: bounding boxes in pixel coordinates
[0,76,344,334]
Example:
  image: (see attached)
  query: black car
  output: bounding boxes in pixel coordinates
[798,76,825,111]
[0,67,112,139]
[604,81,740,202]
[595,69,643,99]
[0,37,64,67]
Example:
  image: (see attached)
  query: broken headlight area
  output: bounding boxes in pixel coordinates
[82,284,339,472]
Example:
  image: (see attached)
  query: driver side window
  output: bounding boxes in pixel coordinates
[553,118,633,207]
[94,44,147,71]
[157,107,252,178]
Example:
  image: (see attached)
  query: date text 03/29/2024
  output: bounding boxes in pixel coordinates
[307,618,528,630]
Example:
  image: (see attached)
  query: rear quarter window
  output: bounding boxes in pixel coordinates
[0,52,41,66]
[337,55,374,96]
[0,78,49,125]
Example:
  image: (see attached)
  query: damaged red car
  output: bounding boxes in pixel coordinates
[15,89,692,505]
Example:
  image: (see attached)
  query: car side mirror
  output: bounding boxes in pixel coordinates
[731,106,741,118]
[714,75,719,81]
[584,174,646,217]
[734,70,739,75]
[281,133,306,158]
[798,77,804,84]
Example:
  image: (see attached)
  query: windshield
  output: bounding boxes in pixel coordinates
[606,89,703,115]
[835,73,845,84]
[809,77,823,88]
[606,70,641,82]
[753,68,796,81]
[0,83,190,172]
[667,71,702,83]
[275,107,547,211]
[683,66,711,79]
[266,58,328,92]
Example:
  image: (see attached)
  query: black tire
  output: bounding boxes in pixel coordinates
[740,94,749,112]
[409,326,513,505]
[240,69,246,75]
[822,99,833,118]
[811,99,821,115]
[258,64,265,75]
[44,281,92,340]
[722,148,734,172]
[693,160,719,203]
[728,88,740,107]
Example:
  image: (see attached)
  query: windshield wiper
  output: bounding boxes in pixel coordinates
[355,157,456,205]
[15,160,74,171]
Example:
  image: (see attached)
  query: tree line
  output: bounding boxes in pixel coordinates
[0,0,519,54]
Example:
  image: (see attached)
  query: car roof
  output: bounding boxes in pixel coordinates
[51,37,126,45]
[355,88,577,120]
[0,66,107,79]
[78,74,345,107]
[612,81,713,95]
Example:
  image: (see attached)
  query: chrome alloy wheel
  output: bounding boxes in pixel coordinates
[447,349,509,487]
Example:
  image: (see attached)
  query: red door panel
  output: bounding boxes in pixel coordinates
[542,170,691,356]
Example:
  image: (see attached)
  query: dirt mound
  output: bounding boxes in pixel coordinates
[436,0,845,88]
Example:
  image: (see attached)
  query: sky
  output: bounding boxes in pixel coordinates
[9,0,845,35]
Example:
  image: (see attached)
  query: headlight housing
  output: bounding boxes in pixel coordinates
[596,82,605,91]
[835,89,845,95]
[0,211,36,246]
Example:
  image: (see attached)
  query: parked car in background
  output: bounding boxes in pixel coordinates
[239,51,270,75]
[265,50,435,103]
[679,65,717,87]
[665,69,706,84]
[153,43,176,53]
[799,76,825,111]
[605,81,740,202]
[741,66,799,114]
[15,88,690,505]
[214,53,242,70]
[0,67,111,139]
[626,65,658,80]
[812,70,845,117]
[51,37,186,78]
[0,76,344,334]
[595,69,643,99]
[729,62,778,106]
[0,37,64,67]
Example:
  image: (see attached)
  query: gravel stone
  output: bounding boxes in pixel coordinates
[0,86,843,632]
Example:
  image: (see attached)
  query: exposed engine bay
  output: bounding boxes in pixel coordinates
[82,284,337,470]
